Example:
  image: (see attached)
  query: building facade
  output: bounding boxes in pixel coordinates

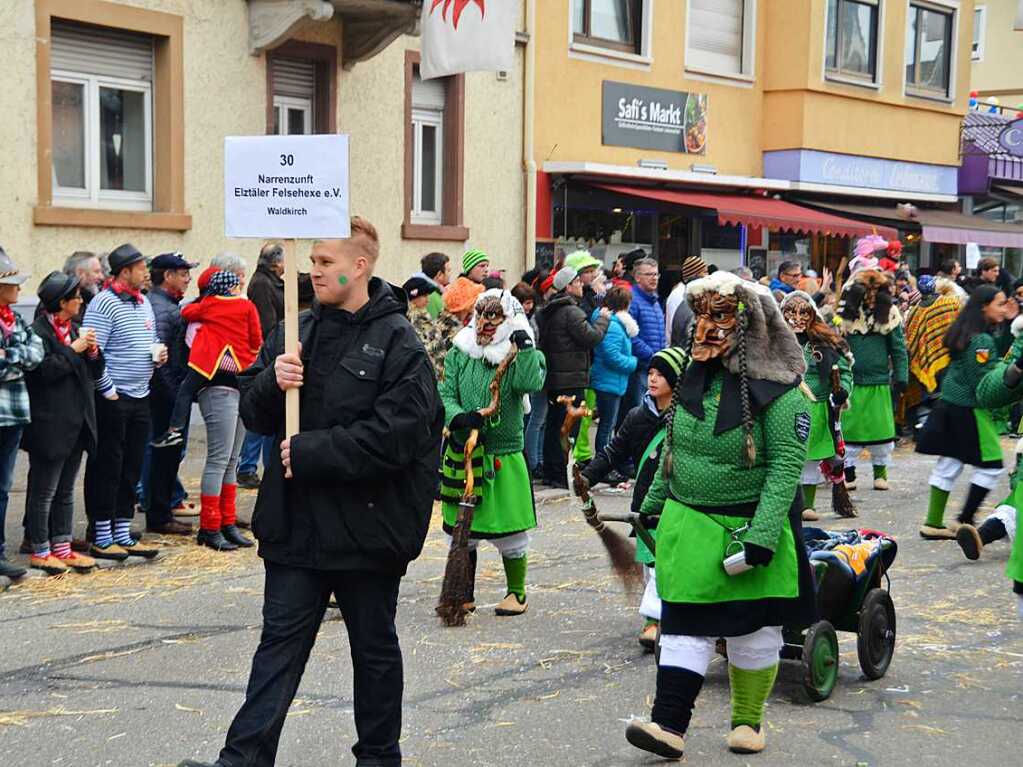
[0,0,527,293]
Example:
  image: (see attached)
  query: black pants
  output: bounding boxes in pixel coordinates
[219,562,404,767]
[25,431,87,548]
[84,395,150,524]
[169,369,204,429]
[147,391,189,527]
[542,388,583,485]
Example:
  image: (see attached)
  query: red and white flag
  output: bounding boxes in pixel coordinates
[420,0,516,80]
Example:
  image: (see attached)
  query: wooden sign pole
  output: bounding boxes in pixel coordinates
[283,238,300,438]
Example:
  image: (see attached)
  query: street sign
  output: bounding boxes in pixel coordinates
[224,134,350,239]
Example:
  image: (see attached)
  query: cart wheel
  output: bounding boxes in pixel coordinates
[857,589,896,680]
[802,620,839,702]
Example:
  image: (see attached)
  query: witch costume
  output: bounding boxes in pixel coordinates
[624,272,815,760]
[836,248,908,491]
[780,291,854,521]
[439,289,546,616]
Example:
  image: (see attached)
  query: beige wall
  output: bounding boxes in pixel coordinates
[0,0,526,296]
[972,0,1023,102]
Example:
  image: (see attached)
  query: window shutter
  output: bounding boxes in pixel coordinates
[412,73,447,110]
[51,20,154,81]
[688,0,745,75]
[272,57,316,100]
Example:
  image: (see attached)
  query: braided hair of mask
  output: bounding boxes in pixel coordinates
[737,308,756,468]
[663,322,696,480]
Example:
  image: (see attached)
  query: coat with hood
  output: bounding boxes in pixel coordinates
[537,292,609,392]
[238,278,444,575]
[590,309,638,396]
[628,285,666,365]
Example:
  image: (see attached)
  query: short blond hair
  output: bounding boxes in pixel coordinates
[349,216,379,264]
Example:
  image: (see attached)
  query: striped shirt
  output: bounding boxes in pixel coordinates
[84,290,158,399]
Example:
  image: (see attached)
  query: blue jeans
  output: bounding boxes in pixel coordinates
[239,429,273,476]
[0,425,24,558]
[524,390,548,471]
[594,390,622,457]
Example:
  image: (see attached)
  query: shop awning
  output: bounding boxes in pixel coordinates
[795,200,1023,249]
[594,184,898,240]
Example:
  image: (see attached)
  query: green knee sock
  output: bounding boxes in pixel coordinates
[801,484,817,508]
[925,486,950,527]
[728,664,779,729]
[502,555,527,600]
[873,465,888,480]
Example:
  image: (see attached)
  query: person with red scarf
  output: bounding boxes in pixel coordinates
[22,272,105,574]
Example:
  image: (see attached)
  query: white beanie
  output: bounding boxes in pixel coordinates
[553,265,579,291]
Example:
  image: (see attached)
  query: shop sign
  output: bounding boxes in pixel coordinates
[602,81,708,154]
[998,120,1023,158]
[763,149,958,196]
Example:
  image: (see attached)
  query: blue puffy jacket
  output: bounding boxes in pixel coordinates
[628,286,666,365]
[590,310,639,395]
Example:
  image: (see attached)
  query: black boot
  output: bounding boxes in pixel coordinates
[979,516,1008,544]
[221,525,254,548]
[196,529,238,551]
[956,483,990,526]
[0,556,27,579]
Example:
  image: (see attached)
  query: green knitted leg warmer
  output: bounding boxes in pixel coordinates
[801,484,817,509]
[728,663,779,729]
[502,555,527,600]
[925,486,951,528]
[573,389,597,462]
[873,465,888,480]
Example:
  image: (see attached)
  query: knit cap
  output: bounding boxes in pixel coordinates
[565,250,602,274]
[648,347,687,389]
[462,249,490,275]
[680,256,708,284]
[553,266,579,291]
[444,276,485,315]
[208,269,240,297]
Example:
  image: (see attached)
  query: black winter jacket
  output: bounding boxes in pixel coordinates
[582,395,666,516]
[239,278,444,575]
[537,293,609,392]
[247,264,285,341]
[149,287,187,402]
[21,317,103,461]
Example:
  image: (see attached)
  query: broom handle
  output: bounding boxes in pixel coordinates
[463,429,479,499]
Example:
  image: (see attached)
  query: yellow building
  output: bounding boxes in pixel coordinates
[972,0,1023,105]
[0,0,527,297]
[530,0,1008,281]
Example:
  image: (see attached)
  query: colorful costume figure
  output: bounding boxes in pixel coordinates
[780,291,854,521]
[836,260,908,490]
[917,286,1008,539]
[625,272,815,760]
[967,329,1023,618]
[440,289,546,616]
[580,347,688,651]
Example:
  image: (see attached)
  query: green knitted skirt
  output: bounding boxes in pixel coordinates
[842,384,895,444]
[442,451,536,538]
[806,399,836,461]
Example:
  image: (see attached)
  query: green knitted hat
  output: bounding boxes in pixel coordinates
[649,347,687,389]
[462,249,490,275]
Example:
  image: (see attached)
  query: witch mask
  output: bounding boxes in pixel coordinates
[782,298,815,334]
[691,292,739,362]
[475,296,506,346]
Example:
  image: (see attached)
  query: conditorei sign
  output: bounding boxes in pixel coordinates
[763,149,958,197]
[602,81,708,154]
[999,119,1023,158]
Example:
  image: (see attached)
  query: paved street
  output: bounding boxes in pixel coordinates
[2,439,1022,767]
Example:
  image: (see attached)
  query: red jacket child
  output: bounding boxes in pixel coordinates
[181,270,263,379]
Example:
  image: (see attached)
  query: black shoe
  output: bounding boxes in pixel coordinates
[605,469,628,486]
[196,529,238,551]
[221,525,254,548]
[236,471,261,490]
[956,524,983,561]
[0,556,27,579]
[151,428,184,448]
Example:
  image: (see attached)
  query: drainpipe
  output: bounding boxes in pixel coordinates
[523,0,537,272]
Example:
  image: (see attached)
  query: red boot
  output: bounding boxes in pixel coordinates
[197,495,236,551]
[220,484,253,548]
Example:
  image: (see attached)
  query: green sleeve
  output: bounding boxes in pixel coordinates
[964,334,1001,393]
[838,352,854,395]
[887,325,909,385]
[427,291,443,319]
[439,348,468,428]
[508,347,547,396]
[745,388,810,552]
[976,362,1023,410]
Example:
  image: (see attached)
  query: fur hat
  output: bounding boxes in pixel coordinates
[779,289,825,322]
[837,268,901,336]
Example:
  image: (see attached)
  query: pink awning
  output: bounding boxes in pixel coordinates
[923,225,1023,248]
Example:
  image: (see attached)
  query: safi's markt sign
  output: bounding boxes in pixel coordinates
[999,120,1023,158]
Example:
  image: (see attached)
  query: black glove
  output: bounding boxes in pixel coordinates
[830,388,849,408]
[1006,356,1023,389]
[743,542,774,567]
[449,411,484,431]
[893,381,907,397]
[510,330,534,350]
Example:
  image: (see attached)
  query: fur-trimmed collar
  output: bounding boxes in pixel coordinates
[616,310,639,338]
[452,288,534,364]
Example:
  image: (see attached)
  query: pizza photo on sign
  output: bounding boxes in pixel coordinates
[685,93,708,154]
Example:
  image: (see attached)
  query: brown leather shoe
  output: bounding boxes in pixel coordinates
[495,593,528,616]
[61,552,97,571]
[147,520,193,536]
[727,724,766,753]
[121,539,160,558]
[30,554,70,575]
[90,543,130,561]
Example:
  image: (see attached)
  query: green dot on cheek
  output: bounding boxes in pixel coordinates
[338,276,348,286]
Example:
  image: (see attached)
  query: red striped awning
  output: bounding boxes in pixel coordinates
[594,184,899,240]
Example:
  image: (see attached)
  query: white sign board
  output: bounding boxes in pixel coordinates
[965,242,981,270]
[224,134,350,239]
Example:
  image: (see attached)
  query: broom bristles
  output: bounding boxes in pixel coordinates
[831,481,858,518]
[597,526,645,596]
[436,544,472,627]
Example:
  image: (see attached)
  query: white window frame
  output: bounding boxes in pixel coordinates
[568,0,655,70]
[272,95,313,136]
[823,0,884,89]
[972,5,986,61]
[51,69,153,211]
[903,0,959,102]
[684,0,757,84]
[411,107,444,226]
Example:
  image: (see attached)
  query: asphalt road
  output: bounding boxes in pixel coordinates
[1,440,1021,766]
